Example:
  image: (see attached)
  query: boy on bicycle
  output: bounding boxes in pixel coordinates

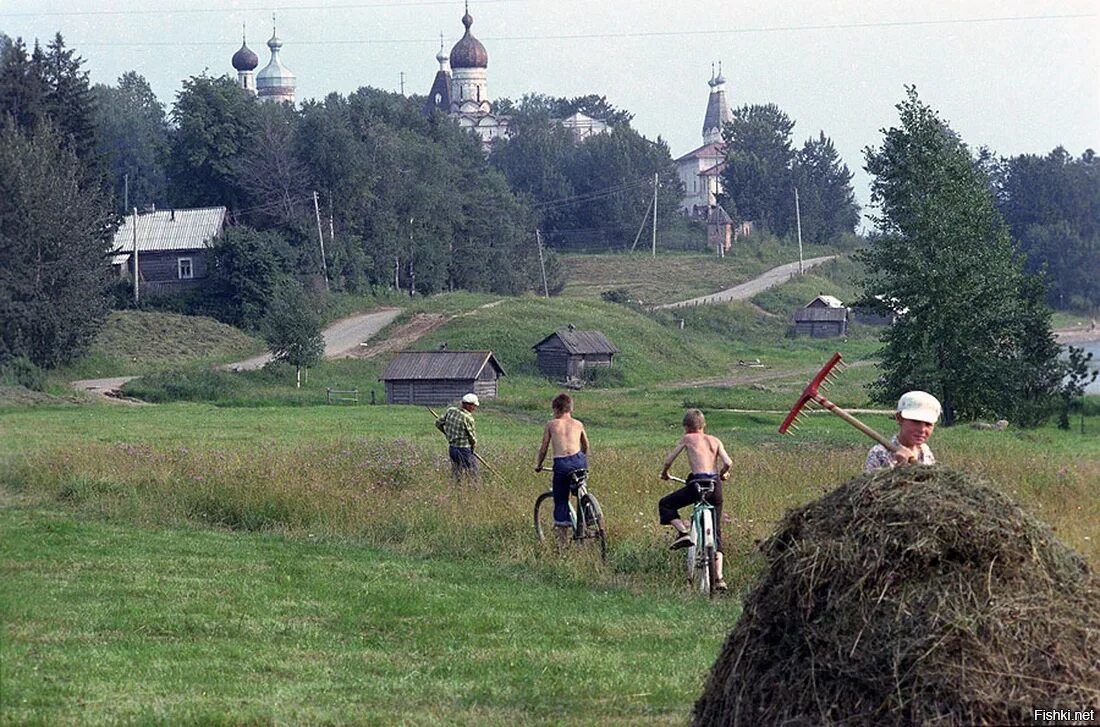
[659,409,732,588]
[535,393,590,545]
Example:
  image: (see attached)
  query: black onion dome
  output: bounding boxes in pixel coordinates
[232,42,258,71]
[449,11,488,69]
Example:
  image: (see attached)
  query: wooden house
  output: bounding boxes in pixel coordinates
[111,206,226,294]
[380,351,505,405]
[793,295,849,338]
[532,330,619,381]
[706,205,733,256]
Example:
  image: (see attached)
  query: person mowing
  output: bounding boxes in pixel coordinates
[863,390,940,472]
[659,409,732,590]
[436,393,480,480]
[535,393,590,546]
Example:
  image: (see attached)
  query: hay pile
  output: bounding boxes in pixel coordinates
[694,465,1100,726]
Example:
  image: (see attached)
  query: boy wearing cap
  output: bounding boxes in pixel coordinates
[535,393,590,545]
[864,390,941,471]
[436,393,480,479]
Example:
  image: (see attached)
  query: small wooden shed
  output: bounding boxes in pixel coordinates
[706,205,734,256]
[793,295,849,338]
[533,330,619,381]
[380,351,505,405]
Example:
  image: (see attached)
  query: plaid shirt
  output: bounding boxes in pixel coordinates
[864,435,934,472]
[436,406,476,448]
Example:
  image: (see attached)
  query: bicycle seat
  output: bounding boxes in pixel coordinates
[566,468,588,491]
[692,478,718,498]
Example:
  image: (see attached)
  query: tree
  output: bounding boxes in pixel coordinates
[0,35,48,131]
[204,227,293,329]
[791,132,860,243]
[93,71,170,211]
[168,74,257,208]
[39,33,99,168]
[996,147,1100,309]
[719,103,796,234]
[858,87,1065,426]
[260,282,324,388]
[0,122,115,367]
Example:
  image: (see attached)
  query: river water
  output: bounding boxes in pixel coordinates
[1073,339,1100,395]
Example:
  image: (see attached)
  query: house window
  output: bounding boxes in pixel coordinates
[178,257,193,280]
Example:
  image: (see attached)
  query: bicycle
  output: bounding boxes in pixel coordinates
[666,475,720,597]
[533,468,608,561]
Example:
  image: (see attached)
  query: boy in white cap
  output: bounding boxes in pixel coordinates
[864,390,941,471]
[436,393,480,479]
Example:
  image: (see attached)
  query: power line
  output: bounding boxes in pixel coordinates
[0,0,527,19]
[3,12,1093,45]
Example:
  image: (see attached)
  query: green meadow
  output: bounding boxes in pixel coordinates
[2,251,1097,725]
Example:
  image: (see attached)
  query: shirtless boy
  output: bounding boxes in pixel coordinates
[535,393,590,543]
[659,409,732,589]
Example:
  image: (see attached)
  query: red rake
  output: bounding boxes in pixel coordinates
[779,352,900,453]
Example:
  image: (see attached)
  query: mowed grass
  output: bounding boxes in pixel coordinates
[559,238,840,304]
[0,505,737,726]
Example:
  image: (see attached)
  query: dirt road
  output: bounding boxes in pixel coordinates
[227,308,402,371]
[72,308,403,397]
[655,255,838,309]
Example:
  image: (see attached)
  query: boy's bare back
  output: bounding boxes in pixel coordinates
[545,416,588,458]
[679,431,729,473]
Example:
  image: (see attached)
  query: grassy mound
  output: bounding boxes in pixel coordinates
[693,465,1100,726]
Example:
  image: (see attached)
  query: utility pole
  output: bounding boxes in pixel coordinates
[399,72,405,95]
[794,187,805,275]
[131,207,139,305]
[312,191,329,291]
[535,229,549,297]
[651,172,658,259]
[123,173,129,213]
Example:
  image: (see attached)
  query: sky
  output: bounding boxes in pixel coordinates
[1,0,1097,220]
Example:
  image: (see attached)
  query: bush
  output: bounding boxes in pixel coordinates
[0,356,46,391]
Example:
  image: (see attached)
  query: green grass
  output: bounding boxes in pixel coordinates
[54,310,263,381]
[0,505,738,725]
[559,237,841,305]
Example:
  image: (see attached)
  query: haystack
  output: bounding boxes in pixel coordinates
[694,465,1100,726]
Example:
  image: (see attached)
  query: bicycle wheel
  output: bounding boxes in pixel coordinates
[704,545,719,598]
[534,491,575,543]
[689,511,714,595]
[579,493,608,562]
[533,491,555,541]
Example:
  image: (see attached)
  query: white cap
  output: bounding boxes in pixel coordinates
[896,391,941,424]
[461,393,480,406]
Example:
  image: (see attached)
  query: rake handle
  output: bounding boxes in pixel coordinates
[812,394,899,453]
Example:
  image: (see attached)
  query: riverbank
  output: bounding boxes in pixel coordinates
[1055,325,1100,345]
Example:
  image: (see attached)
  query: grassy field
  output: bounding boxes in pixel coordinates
[3,248,1098,724]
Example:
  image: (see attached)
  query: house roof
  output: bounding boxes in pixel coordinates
[381,351,505,381]
[806,295,845,309]
[532,330,619,355]
[674,141,725,163]
[794,307,848,322]
[111,207,226,254]
[706,206,733,226]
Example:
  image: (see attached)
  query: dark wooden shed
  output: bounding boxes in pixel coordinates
[532,330,619,381]
[380,351,505,405]
[793,296,849,338]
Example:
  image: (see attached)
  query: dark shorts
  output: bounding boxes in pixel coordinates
[448,446,479,478]
[552,452,588,526]
[658,472,724,550]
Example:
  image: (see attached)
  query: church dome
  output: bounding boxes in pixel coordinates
[256,28,296,92]
[232,40,258,71]
[449,10,488,69]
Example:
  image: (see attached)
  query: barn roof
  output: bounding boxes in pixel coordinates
[794,307,849,323]
[532,330,619,355]
[111,207,226,255]
[806,295,845,309]
[381,351,505,381]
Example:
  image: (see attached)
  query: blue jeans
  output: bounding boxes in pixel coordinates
[448,446,478,479]
[552,452,588,526]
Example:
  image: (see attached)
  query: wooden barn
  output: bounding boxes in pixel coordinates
[532,330,619,381]
[380,351,505,405]
[793,295,849,338]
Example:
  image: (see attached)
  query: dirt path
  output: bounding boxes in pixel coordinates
[654,255,838,309]
[72,308,403,398]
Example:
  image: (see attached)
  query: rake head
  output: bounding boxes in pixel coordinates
[778,352,847,434]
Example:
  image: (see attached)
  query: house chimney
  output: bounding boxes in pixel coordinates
[171,209,175,221]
